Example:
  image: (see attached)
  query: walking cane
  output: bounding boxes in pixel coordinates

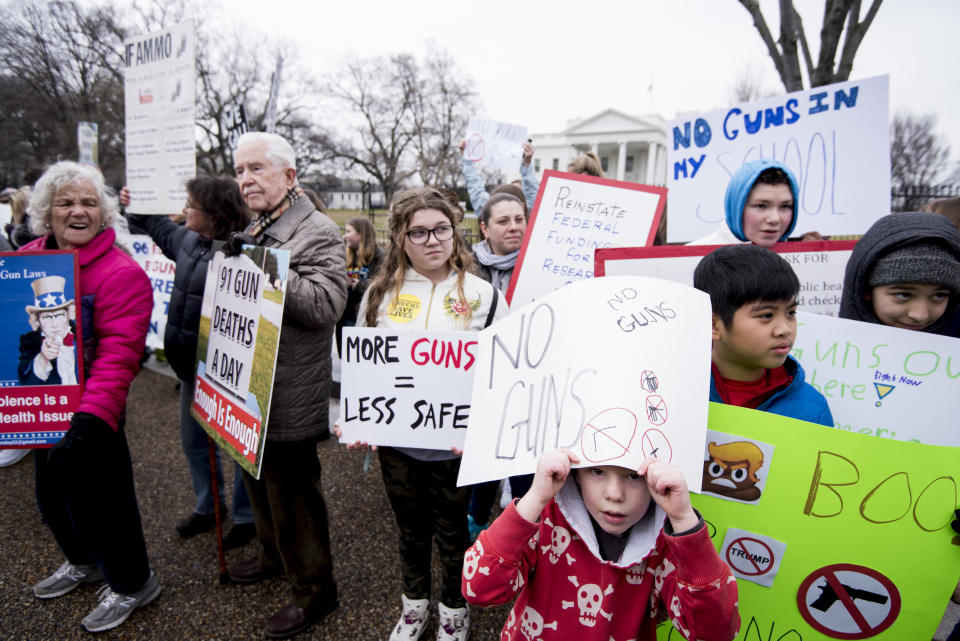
[207,437,229,584]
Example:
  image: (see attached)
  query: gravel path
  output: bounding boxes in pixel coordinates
[0,366,510,640]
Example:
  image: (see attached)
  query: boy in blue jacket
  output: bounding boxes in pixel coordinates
[693,244,832,426]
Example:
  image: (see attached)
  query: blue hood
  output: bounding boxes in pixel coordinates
[724,159,800,242]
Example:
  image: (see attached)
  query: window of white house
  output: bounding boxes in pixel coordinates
[552,158,559,170]
[625,156,634,173]
[601,156,609,172]
[534,158,540,172]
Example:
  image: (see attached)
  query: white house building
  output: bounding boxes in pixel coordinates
[530,109,668,186]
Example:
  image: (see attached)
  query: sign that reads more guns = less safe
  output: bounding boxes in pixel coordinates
[339,327,479,451]
[506,171,666,308]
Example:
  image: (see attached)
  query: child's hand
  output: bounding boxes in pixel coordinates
[332,422,377,451]
[638,457,700,533]
[516,450,580,524]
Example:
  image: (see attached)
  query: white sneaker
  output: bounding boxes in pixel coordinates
[436,602,469,641]
[33,561,104,599]
[0,448,29,468]
[80,571,162,632]
[390,594,430,641]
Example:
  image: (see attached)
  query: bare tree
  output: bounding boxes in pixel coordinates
[727,63,776,103]
[890,111,951,211]
[736,0,883,91]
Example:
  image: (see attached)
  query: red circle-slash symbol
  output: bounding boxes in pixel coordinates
[726,537,774,577]
[464,134,485,162]
[640,428,672,462]
[640,370,659,393]
[580,408,637,463]
[797,563,901,639]
[645,394,667,426]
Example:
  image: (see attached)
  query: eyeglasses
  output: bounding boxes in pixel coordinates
[405,225,454,245]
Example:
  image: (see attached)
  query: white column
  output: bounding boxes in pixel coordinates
[617,142,627,181]
[590,143,599,157]
[645,143,658,185]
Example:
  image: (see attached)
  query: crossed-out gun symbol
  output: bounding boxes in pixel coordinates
[810,580,888,612]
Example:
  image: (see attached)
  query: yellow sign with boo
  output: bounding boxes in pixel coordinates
[658,402,958,641]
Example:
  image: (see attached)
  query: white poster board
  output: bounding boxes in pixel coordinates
[506,170,667,308]
[792,311,960,446]
[667,75,889,242]
[458,276,712,488]
[127,234,175,350]
[123,20,196,214]
[339,327,478,450]
[595,240,856,317]
[463,117,528,174]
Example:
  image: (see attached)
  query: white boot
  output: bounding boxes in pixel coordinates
[389,594,430,641]
[436,602,469,641]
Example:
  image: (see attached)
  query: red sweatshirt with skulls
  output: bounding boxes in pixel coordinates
[461,478,739,641]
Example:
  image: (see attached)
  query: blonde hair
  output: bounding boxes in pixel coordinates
[568,151,603,177]
[364,187,475,328]
[924,198,960,232]
[707,440,764,483]
[345,217,378,267]
[9,186,31,225]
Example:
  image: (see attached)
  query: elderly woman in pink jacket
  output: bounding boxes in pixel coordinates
[21,162,160,633]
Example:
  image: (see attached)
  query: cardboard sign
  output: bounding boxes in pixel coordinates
[666,75,889,243]
[458,275,711,487]
[127,235,175,350]
[463,117,528,174]
[123,20,196,214]
[792,311,960,446]
[506,170,667,308]
[0,252,83,447]
[191,245,289,479]
[339,327,478,450]
[657,402,959,641]
[595,240,856,317]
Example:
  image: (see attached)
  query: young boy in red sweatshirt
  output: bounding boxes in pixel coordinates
[694,244,833,425]
[461,450,739,641]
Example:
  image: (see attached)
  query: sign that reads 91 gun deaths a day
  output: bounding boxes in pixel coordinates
[339,327,479,450]
[191,246,289,479]
[506,170,666,308]
[656,402,959,641]
[667,75,889,243]
[123,20,196,214]
[792,311,960,446]
[595,240,855,317]
[459,276,712,487]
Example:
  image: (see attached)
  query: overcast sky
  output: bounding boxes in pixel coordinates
[238,0,957,166]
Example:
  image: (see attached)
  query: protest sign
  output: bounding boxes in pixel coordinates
[596,240,856,317]
[463,117,528,174]
[0,252,83,447]
[657,402,959,640]
[792,311,960,446]
[77,121,98,166]
[123,20,196,214]
[339,327,479,450]
[127,235,175,350]
[220,103,250,152]
[666,75,889,242]
[506,170,667,307]
[191,245,288,478]
[459,275,711,487]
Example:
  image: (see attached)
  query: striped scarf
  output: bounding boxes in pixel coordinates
[248,186,304,238]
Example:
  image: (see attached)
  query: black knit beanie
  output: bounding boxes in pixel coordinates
[867,241,960,292]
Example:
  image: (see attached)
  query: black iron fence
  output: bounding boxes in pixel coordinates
[891,184,960,212]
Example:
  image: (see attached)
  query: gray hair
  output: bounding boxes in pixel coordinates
[235,132,297,177]
[27,162,122,236]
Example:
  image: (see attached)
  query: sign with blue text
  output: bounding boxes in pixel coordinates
[792,311,960,446]
[666,75,889,242]
[127,235,175,350]
[506,170,666,307]
[459,275,711,487]
[339,327,479,450]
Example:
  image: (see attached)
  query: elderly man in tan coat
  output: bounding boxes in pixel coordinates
[226,132,347,639]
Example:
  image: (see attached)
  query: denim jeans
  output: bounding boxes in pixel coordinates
[180,378,252,523]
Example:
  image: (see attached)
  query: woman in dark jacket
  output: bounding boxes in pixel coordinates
[127,176,255,546]
[336,217,385,354]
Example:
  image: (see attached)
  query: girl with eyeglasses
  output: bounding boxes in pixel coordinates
[338,186,507,641]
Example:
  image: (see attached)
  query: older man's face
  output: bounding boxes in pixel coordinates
[234,140,296,213]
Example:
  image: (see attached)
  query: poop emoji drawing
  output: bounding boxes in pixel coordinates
[702,440,764,501]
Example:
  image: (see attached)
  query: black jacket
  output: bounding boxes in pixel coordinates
[839,212,960,337]
[128,214,212,381]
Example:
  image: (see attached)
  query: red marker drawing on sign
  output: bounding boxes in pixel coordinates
[640,370,660,393]
[464,134,485,162]
[725,537,774,577]
[797,563,901,639]
[645,394,667,426]
[580,408,637,463]
[640,428,672,462]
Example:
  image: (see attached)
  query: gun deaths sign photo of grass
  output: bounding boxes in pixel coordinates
[655,402,959,641]
[458,275,712,488]
[191,245,289,479]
